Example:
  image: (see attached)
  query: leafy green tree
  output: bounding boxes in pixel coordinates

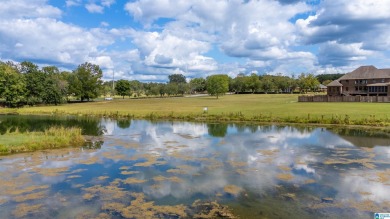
[115,79,131,99]
[63,71,81,101]
[129,80,143,97]
[177,83,188,96]
[245,73,261,93]
[231,76,247,93]
[168,74,186,84]
[259,75,275,93]
[322,80,332,86]
[72,62,103,101]
[189,78,206,93]
[158,83,166,97]
[102,81,114,97]
[41,66,68,105]
[272,74,293,93]
[0,62,26,107]
[21,61,45,105]
[165,83,178,96]
[206,74,229,99]
[297,73,320,93]
[149,83,162,97]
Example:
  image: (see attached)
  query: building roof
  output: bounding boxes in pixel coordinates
[366,82,390,87]
[339,66,390,80]
[319,84,327,89]
[327,80,343,87]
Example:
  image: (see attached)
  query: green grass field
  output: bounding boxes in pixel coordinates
[1,94,389,127]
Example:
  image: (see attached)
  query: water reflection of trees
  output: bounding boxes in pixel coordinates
[330,127,390,138]
[234,123,258,133]
[329,127,390,148]
[83,140,104,149]
[117,119,132,129]
[207,123,228,137]
[0,115,105,136]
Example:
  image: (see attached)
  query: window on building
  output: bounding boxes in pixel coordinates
[381,79,385,83]
[346,87,349,91]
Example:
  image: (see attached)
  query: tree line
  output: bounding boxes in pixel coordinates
[115,72,324,99]
[0,61,102,107]
[0,60,328,107]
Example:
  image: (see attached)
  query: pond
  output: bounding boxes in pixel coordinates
[0,115,390,218]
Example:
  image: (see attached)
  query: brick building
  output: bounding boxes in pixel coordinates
[327,66,390,96]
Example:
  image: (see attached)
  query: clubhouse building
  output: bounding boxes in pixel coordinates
[327,66,390,97]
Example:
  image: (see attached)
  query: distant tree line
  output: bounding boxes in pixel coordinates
[1,60,326,107]
[316,73,345,85]
[113,72,322,99]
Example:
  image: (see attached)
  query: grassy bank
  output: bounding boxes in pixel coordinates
[1,94,389,128]
[0,127,84,155]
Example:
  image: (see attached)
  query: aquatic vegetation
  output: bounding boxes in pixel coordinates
[133,154,167,167]
[281,193,296,201]
[152,176,184,183]
[228,161,247,168]
[278,165,292,171]
[83,184,128,201]
[304,179,316,184]
[224,185,242,196]
[78,156,100,165]
[121,171,139,175]
[103,193,188,219]
[12,203,43,218]
[377,169,390,184]
[323,157,377,169]
[276,173,294,181]
[119,166,131,170]
[101,151,127,160]
[82,193,95,201]
[13,191,47,202]
[33,167,69,177]
[348,200,384,213]
[257,149,280,156]
[67,175,82,179]
[191,200,237,219]
[122,177,147,184]
[0,198,7,205]
[167,165,194,175]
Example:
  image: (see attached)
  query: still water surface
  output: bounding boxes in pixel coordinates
[0,115,390,218]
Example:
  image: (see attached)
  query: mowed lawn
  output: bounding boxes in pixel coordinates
[3,94,390,122]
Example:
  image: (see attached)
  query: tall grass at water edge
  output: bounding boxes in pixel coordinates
[0,126,84,155]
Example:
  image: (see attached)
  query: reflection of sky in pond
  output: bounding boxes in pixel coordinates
[0,119,389,218]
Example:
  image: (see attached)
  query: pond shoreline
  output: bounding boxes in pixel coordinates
[1,111,389,133]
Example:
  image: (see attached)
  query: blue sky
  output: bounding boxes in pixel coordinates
[1,0,390,82]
